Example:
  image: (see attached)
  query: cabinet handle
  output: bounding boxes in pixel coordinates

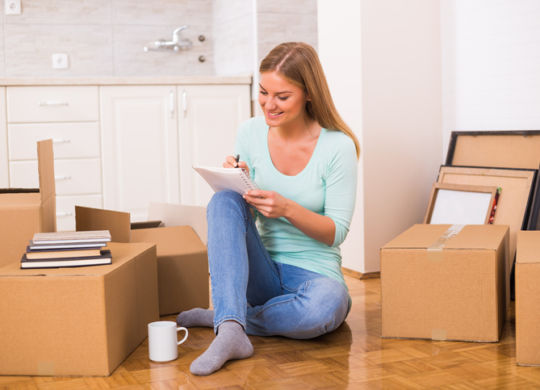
[55,175,72,181]
[56,211,74,217]
[53,138,71,144]
[182,90,187,116]
[39,101,69,107]
[169,90,175,118]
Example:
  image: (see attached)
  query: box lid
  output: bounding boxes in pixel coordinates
[0,242,154,277]
[517,231,540,264]
[131,225,205,256]
[383,224,509,251]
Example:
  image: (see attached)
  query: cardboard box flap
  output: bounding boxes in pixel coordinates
[517,231,540,264]
[131,225,206,256]
[0,242,154,277]
[37,139,56,233]
[76,206,131,243]
[383,224,509,251]
[147,202,207,245]
[0,192,41,207]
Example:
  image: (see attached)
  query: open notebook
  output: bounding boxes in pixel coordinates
[193,166,258,195]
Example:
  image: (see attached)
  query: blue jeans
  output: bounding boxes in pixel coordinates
[207,190,350,339]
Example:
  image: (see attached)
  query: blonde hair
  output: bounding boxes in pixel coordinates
[259,42,360,158]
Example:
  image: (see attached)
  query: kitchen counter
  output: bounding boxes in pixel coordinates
[0,75,252,86]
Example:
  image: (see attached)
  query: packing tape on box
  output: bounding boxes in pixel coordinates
[427,224,464,262]
[431,328,447,341]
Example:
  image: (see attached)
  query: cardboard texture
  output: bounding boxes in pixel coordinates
[447,131,540,170]
[0,139,56,267]
[381,224,509,342]
[516,231,540,366]
[0,242,159,376]
[76,204,209,315]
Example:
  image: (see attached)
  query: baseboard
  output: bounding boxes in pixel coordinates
[342,267,380,280]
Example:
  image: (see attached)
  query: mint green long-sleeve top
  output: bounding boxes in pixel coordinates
[235,116,358,287]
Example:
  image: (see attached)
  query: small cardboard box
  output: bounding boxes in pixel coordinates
[0,242,159,376]
[75,203,209,316]
[381,224,509,342]
[516,231,540,366]
[0,139,56,267]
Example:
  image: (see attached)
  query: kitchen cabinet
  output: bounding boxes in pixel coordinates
[6,86,102,231]
[100,86,179,222]
[177,84,251,206]
[1,78,251,229]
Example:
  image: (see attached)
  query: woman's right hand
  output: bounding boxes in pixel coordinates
[223,155,250,175]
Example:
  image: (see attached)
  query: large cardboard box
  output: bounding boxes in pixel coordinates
[0,242,159,376]
[516,231,540,366]
[0,139,56,267]
[75,203,209,316]
[381,224,509,342]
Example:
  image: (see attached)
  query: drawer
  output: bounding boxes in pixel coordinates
[9,159,102,195]
[7,86,99,123]
[8,122,100,160]
[56,194,103,232]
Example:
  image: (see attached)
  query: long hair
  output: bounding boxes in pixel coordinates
[259,42,360,158]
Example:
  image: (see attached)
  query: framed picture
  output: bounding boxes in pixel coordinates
[446,130,540,170]
[424,183,498,224]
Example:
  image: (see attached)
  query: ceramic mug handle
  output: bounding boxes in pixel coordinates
[177,326,188,345]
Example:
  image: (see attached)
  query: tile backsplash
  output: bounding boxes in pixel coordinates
[0,0,317,78]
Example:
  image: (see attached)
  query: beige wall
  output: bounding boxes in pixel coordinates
[361,0,443,272]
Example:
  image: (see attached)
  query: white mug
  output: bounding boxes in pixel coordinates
[148,321,189,362]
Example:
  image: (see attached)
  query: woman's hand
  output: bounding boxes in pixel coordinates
[223,155,249,175]
[243,190,290,219]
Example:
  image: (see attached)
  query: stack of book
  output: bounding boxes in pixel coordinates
[21,230,112,269]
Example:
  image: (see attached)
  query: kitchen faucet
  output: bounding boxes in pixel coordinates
[144,25,193,52]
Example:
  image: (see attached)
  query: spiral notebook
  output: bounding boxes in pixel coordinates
[193,166,258,195]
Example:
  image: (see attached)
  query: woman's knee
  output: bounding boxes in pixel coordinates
[295,278,349,338]
[208,190,246,216]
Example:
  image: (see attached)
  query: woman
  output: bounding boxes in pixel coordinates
[177,42,360,376]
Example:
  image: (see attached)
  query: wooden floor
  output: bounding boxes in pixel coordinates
[2,276,540,389]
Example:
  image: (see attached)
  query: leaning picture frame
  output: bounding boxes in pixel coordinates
[424,183,498,225]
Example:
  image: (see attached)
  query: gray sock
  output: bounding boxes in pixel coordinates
[190,321,254,376]
[176,308,214,328]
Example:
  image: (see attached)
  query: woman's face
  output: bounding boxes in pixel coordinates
[258,71,308,128]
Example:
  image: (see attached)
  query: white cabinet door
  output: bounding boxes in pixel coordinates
[177,84,251,206]
[100,86,178,222]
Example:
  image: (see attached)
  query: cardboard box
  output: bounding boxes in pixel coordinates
[0,242,159,376]
[75,203,209,316]
[0,139,56,267]
[516,231,540,366]
[381,224,509,342]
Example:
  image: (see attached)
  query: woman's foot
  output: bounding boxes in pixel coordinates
[176,308,214,327]
[190,321,254,376]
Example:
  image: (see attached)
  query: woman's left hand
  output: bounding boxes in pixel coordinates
[243,190,290,219]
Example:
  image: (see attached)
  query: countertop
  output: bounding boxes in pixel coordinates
[0,75,252,86]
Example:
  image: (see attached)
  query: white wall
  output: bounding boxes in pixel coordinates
[441,0,540,158]
[317,1,364,272]
[361,0,443,273]
[319,0,443,273]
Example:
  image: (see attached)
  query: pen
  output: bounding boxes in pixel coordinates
[488,187,501,224]
[233,154,240,167]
